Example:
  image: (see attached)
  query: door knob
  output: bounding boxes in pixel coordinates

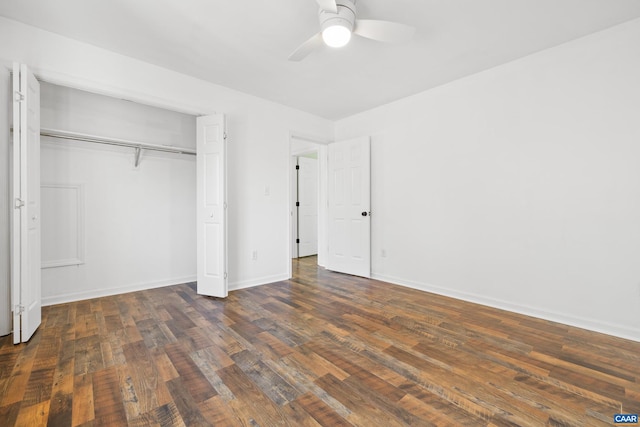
[361,211,369,217]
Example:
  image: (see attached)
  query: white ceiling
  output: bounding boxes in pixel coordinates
[2,0,640,120]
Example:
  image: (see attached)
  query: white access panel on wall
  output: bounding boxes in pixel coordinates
[196,114,227,298]
[11,63,42,343]
[327,136,371,278]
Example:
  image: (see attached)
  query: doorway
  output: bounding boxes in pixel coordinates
[293,152,319,258]
[289,135,327,273]
[288,134,371,278]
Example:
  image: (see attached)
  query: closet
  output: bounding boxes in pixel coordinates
[1,76,200,338]
[39,82,198,304]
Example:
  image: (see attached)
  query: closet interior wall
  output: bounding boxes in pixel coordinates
[39,82,198,305]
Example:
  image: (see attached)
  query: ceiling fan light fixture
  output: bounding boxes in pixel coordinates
[290,0,414,61]
[322,24,352,47]
[318,1,356,48]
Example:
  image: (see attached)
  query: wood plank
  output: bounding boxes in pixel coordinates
[197,395,240,426]
[230,349,300,405]
[14,400,50,427]
[164,343,217,403]
[0,402,21,427]
[128,402,184,427]
[45,345,74,427]
[122,340,164,413]
[281,399,324,427]
[217,363,291,426]
[294,391,354,427]
[21,368,55,406]
[315,373,406,427]
[165,377,210,426]
[73,335,104,376]
[72,374,94,427]
[152,352,179,383]
[1,343,38,406]
[92,367,128,426]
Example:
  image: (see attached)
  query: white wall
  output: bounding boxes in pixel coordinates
[41,83,196,150]
[336,18,640,341]
[0,17,333,301]
[39,83,197,304]
[0,68,10,335]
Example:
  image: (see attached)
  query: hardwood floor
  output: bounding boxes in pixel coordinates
[1,256,639,426]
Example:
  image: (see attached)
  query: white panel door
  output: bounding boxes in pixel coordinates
[11,63,41,343]
[327,136,371,277]
[298,156,318,257]
[197,114,227,297]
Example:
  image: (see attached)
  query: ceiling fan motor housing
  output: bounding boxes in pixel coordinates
[319,0,356,33]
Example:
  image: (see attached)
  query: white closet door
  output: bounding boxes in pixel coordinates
[12,63,41,344]
[327,136,371,277]
[196,114,227,297]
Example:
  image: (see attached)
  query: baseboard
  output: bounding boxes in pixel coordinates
[229,273,290,291]
[42,275,197,306]
[372,272,640,343]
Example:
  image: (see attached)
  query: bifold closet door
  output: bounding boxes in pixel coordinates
[196,114,228,298]
[11,63,42,343]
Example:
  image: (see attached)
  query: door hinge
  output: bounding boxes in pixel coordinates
[14,305,24,315]
[223,132,227,140]
[223,202,228,209]
[14,91,24,102]
[295,165,300,170]
[14,198,25,209]
[224,272,228,279]
[295,201,300,207]
[296,239,300,244]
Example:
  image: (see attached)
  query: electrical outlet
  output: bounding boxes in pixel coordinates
[252,250,258,261]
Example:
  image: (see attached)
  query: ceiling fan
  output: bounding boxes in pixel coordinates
[288,0,415,61]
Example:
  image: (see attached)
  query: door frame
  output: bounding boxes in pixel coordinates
[291,155,303,260]
[288,133,330,278]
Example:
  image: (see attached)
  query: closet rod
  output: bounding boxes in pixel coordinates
[40,128,196,155]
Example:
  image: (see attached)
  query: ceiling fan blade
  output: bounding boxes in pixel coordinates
[288,32,324,61]
[354,19,415,43]
[316,0,338,13]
